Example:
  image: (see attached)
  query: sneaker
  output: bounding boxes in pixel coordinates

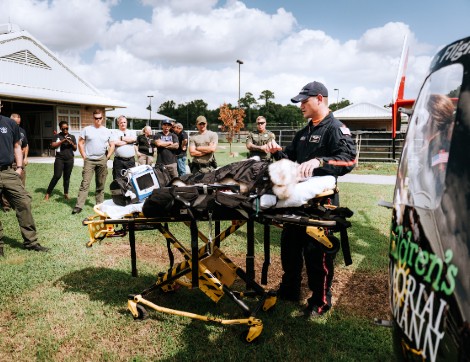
[64,194,70,200]
[72,207,82,214]
[24,243,50,252]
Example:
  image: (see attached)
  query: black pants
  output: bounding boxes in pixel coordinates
[279,224,336,313]
[46,157,74,194]
[113,158,136,180]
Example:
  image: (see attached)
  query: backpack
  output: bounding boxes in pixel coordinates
[154,163,173,187]
[110,177,138,206]
[180,159,272,195]
[142,186,200,218]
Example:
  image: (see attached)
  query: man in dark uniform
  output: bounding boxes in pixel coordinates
[154,119,179,178]
[1,113,28,211]
[0,103,49,256]
[265,81,356,317]
[246,116,276,160]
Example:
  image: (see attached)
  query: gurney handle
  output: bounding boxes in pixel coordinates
[263,214,336,227]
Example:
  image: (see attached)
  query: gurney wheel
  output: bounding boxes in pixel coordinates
[239,329,260,344]
[326,235,340,254]
[134,304,148,320]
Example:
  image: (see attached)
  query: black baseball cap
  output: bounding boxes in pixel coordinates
[162,119,172,125]
[291,81,328,103]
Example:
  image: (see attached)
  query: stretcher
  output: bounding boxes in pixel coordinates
[83,185,353,342]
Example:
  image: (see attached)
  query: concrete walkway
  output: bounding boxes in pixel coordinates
[28,157,397,185]
[338,173,396,185]
[28,156,113,168]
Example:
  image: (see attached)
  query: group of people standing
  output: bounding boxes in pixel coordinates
[69,112,192,215]
[1,80,357,322]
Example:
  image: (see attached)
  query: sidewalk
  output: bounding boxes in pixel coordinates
[28,157,113,168]
[338,173,396,185]
[28,157,397,185]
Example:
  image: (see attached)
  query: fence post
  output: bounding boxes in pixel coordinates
[355,133,361,165]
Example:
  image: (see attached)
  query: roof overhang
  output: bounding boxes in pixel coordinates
[0,83,126,108]
[0,84,127,108]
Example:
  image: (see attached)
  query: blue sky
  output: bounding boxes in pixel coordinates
[110,0,470,48]
[1,0,469,117]
[243,0,470,47]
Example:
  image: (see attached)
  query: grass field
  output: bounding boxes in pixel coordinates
[0,147,397,361]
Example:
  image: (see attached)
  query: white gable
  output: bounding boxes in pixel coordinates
[0,28,125,108]
[107,108,175,121]
[333,102,391,119]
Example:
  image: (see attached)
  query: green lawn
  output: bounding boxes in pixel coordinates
[0,150,396,361]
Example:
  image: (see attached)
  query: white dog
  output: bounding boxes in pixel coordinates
[268,158,300,199]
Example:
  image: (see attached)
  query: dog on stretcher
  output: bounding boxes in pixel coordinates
[172,158,335,202]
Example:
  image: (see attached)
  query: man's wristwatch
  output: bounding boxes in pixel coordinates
[315,158,324,167]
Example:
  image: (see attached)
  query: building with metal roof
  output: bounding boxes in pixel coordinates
[0,23,126,156]
[333,102,394,131]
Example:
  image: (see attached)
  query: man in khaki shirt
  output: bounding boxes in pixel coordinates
[246,116,275,160]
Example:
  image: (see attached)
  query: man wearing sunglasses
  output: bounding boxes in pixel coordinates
[72,109,114,214]
[246,116,275,161]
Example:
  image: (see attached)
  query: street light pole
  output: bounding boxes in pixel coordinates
[236,59,243,107]
[333,88,340,105]
[147,95,153,126]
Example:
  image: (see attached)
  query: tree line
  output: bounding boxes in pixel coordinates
[157,90,351,132]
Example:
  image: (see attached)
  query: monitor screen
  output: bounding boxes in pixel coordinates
[136,172,157,191]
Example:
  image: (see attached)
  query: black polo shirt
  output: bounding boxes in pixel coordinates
[0,115,21,166]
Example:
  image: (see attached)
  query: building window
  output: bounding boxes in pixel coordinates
[57,107,81,131]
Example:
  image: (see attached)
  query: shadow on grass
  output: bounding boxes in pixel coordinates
[154,296,394,361]
[55,267,155,306]
[2,235,24,250]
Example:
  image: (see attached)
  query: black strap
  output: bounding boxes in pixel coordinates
[340,227,352,266]
[261,223,270,285]
[164,223,174,268]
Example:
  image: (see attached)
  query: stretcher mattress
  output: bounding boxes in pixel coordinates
[97,175,337,219]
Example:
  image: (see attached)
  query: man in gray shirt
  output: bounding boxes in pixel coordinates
[111,115,137,179]
[72,109,114,214]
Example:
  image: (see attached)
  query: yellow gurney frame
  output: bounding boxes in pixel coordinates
[82,189,351,342]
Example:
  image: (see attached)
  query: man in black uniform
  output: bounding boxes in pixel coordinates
[0,105,49,256]
[265,81,356,317]
[1,113,28,211]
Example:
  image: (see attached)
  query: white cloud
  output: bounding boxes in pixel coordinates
[142,0,219,14]
[100,2,295,64]
[0,0,112,53]
[0,0,435,114]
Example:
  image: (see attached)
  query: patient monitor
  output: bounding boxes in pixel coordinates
[125,165,160,202]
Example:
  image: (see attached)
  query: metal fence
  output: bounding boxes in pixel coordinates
[220,130,406,163]
[153,129,407,163]
[353,131,405,163]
